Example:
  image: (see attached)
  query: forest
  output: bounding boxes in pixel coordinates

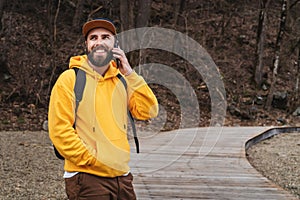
[0,0,299,131]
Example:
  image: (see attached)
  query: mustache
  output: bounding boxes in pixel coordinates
[91,45,109,53]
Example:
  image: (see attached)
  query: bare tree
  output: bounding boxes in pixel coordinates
[172,0,185,28]
[136,0,151,28]
[286,0,300,112]
[119,0,152,68]
[265,0,288,110]
[295,45,300,102]
[46,0,61,98]
[135,0,152,68]
[255,0,271,86]
[119,0,128,31]
[0,0,4,31]
[120,0,135,31]
[72,0,84,31]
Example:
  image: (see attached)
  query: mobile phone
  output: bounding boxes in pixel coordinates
[114,39,121,68]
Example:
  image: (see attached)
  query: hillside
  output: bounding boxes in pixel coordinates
[0,0,299,131]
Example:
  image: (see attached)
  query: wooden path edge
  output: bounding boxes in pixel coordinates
[245,126,300,150]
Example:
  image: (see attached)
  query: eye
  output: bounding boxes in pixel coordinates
[102,34,111,40]
[89,35,97,41]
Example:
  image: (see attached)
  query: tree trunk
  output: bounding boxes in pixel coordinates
[255,0,271,86]
[286,0,300,112]
[120,0,137,67]
[295,43,300,103]
[135,0,152,72]
[265,0,288,110]
[53,0,61,42]
[136,0,152,28]
[172,0,185,28]
[72,0,84,31]
[0,0,4,31]
[128,0,135,29]
[120,0,129,31]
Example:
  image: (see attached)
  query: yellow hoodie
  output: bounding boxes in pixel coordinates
[48,55,158,177]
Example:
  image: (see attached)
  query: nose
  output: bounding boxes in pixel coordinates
[93,40,106,50]
[95,38,104,46]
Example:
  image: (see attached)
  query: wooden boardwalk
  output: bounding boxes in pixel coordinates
[129,127,298,200]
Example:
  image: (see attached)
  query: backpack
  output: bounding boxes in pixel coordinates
[53,67,139,160]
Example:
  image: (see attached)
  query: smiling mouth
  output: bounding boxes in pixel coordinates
[92,45,108,54]
[92,49,107,57]
[95,49,105,53]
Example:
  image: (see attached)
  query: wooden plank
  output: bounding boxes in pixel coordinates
[129,127,298,200]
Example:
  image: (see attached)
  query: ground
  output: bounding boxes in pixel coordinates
[247,132,300,199]
[0,131,67,200]
[0,130,299,199]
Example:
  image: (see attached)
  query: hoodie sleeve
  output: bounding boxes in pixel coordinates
[48,69,96,166]
[125,71,159,120]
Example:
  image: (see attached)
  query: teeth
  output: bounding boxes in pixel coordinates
[96,49,105,53]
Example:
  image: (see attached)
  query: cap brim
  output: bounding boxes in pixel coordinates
[82,19,116,37]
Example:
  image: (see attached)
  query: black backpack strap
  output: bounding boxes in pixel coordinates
[54,144,64,160]
[128,110,139,153]
[73,68,86,127]
[117,73,127,88]
[117,73,139,153]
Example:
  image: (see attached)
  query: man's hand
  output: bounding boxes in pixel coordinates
[112,47,133,76]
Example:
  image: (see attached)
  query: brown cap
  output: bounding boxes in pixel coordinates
[82,18,116,38]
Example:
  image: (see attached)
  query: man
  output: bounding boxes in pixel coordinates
[48,18,159,200]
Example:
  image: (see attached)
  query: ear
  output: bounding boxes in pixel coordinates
[84,41,88,53]
[84,41,89,53]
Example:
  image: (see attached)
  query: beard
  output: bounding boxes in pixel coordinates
[87,46,113,67]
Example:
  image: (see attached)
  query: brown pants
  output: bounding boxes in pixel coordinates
[65,172,136,200]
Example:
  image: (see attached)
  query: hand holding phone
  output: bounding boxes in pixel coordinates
[112,40,133,76]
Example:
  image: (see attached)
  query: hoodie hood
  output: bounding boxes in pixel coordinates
[69,55,119,79]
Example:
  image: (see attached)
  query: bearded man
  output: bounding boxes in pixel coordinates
[48,18,159,200]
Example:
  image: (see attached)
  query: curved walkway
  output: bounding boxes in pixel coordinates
[129,126,298,200]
